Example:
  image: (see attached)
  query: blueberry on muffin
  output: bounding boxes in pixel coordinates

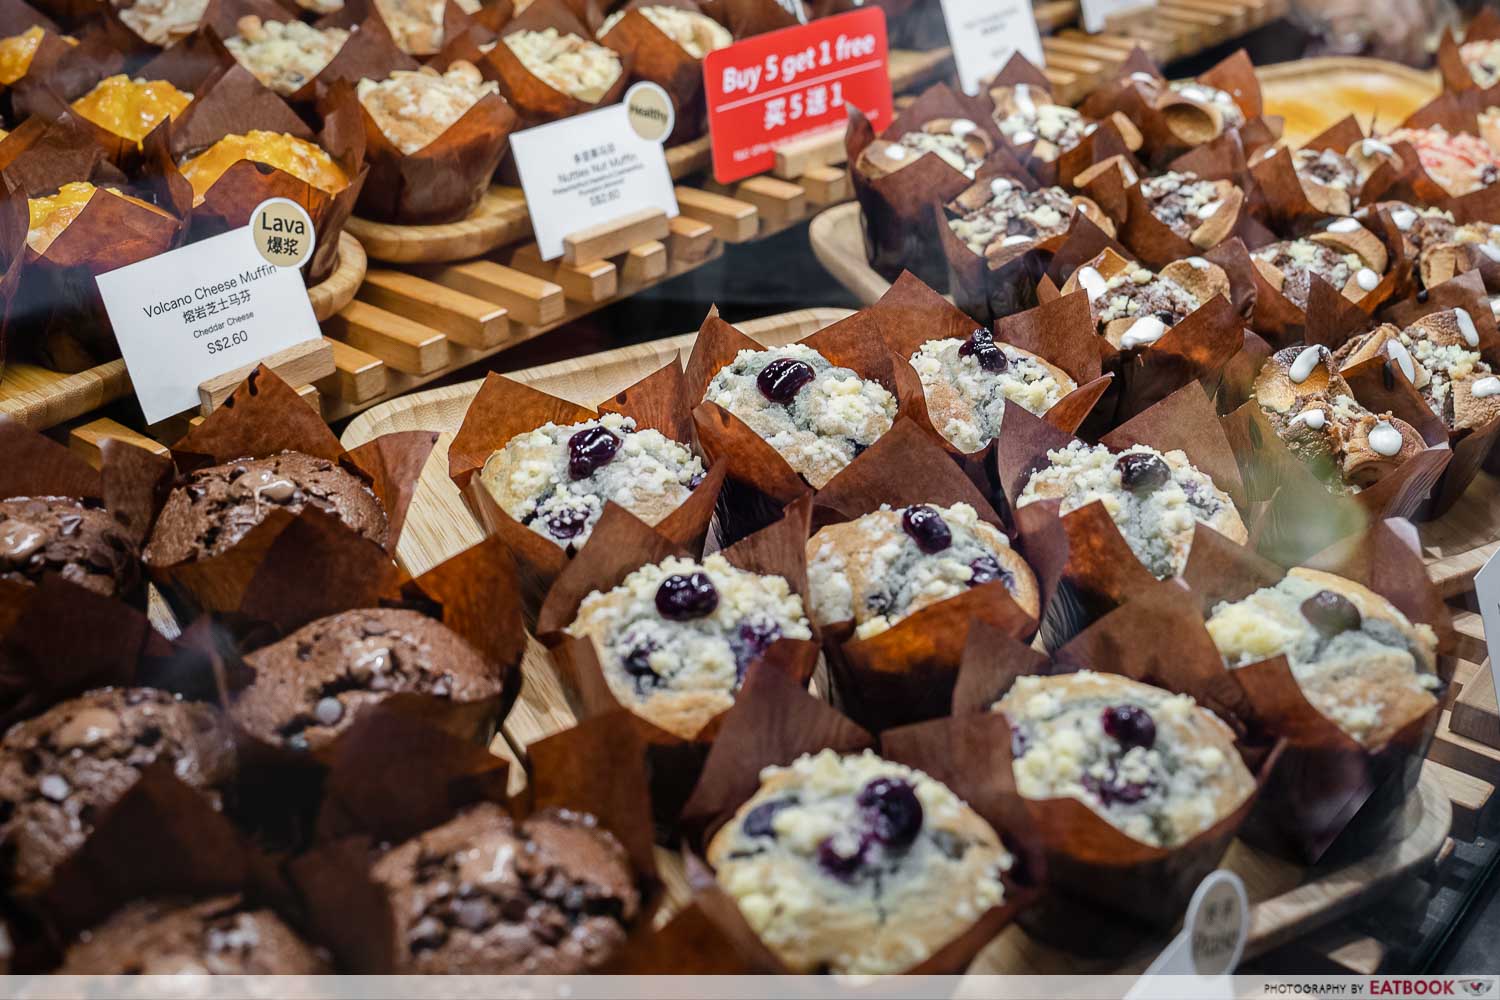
[0,497,139,597]
[1251,219,1389,309]
[370,802,639,974]
[1136,170,1242,249]
[703,344,898,489]
[907,328,1077,453]
[1017,442,1246,578]
[477,413,704,552]
[1060,252,1231,350]
[1335,309,1500,433]
[807,503,1039,639]
[996,671,1254,847]
[1206,569,1441,747]
[946,176,1111,259]
[706,748,1012,975]
[565,555,811,738]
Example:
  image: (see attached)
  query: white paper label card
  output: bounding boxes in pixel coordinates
[95,204,323,425]
[940,0,1045,96]
[1126,870,1247,999]
[511,102,680,261]
[1476,553,1500,700]
[1081,0,1156,32]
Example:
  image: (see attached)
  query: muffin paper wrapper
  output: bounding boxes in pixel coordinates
[700,0,798,37]
[1438,10,1500,93]
[673,665,1045,975]
[291,707,661,973]
[595,0,715,145]
[533,498,817,831]
[485,0,632,130]
[447,360,724,628]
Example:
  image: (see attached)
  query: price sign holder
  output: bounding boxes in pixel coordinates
[1125,870,1248,999]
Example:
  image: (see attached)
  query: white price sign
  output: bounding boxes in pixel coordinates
[940,0,1045,97]
[1081,0,1156,32]
[95,203,322,424]
[510,99,680,262]
[1126,870,1248,999]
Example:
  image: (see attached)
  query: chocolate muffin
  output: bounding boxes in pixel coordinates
[145,451,388,566]
[1251,220,1389,309]
[59,896,330,973]
[370,802,640,974]
[0,688,236,889]
[231,609,503,753]
[0,497,140,597]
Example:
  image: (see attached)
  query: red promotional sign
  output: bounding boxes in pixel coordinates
[703,8,893,184]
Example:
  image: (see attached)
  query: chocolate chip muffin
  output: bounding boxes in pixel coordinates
[0,688,236,889]
[0,497,139,597]
[707,748,1012,975]
[231,608,502,752]
[996,671,1254,847]
[59,896,330,973]
[1061,252,1230,350]
[1206,569,1441,747]
[1336,309,1500,433]
[145,451,388,566]
[807,502,1039,638]
[370,802,639,974]
[478,413,704,553]
[565,555,812,739]
[946,176,1109,259]
[1017,442,1246,578]
[1137,171,1241,249]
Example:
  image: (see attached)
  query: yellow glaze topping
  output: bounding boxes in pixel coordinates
[178,130,349,200]
[26,182,162,254]
[0,26,74,86]
[72,75,193,143]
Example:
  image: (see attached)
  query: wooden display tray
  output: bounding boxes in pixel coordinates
[1260,57,1440,147]
[0,233,367,432]
[339,304,1453,968]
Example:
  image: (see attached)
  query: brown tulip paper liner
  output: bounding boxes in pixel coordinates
[684,308,912,543]
[1359,91,1492,206]
[805,421,1040,734]
[846,81,1011,290]
[1117,136,1258,271]
[484,0,632,130]
[674,665,1044,976]
[594,0,716,145]
[700,0,798,38]
[1248,254,1392,351]
[290,708,661,973]
[995,383,1248,648]
[8,33,128,157]
[148,367,433,634]
[1181,520,1453,864]
[324,0,475,62]
[447,361,723,628]
[169,63,368,283]
[533,499,817,834]
[1437,8,1500,93]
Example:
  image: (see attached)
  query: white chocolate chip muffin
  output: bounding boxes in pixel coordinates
[1418,220,1500,289]
[703,343,897,489]
[504,28,622,103]
[706,748,1012,975]
[599,5,732,58]
[908,329,1076,453]
[1167,81,1245,129]
[224,17,350,96]
[357,62,499,155]
[477,413,704,552]
[374,0,456,56]
[857,120,993,181]
[1334,310,1500,433]
[1017,442,1246,578]
[1206,568,1441,747]
[991,83,1088,161]
[996,671,1253,848]
[1251,223,1387,309]
[946,177,1096,258]
[1137,170,1241,249]
[118,0,209,46]
[1061,252,1229,351]
[807,503,1039,639]
[565,554,811,739]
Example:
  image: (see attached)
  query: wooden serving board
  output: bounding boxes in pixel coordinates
[1260,57,1440,147]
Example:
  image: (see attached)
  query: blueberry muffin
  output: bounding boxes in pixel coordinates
[1206,568,1441,747]
[503,29,623,104]
[1336,309,1500,433]
[0,688,236,889]
[565,555,812,738]
[231,608,503,753]
[1251,220,1388,308]
[706,748,1012,975]
[990,83,1088,161]
[995,671,1254,847]
[856,119,993,181]
[144,452,388,566]
[807,503,1039,639]
[370,802,639,974]
[1253,345,1427,492]
[907,328,1077,453]
[478,413,704,553]
[59,896,330,973]
[1137,170,1242,248]
[1017,442,1246,579]
[0,497,139,598]
[224,17,350,96]
[946,176,1110,258]
[1061,252,1231,350]
[703,344,897,489]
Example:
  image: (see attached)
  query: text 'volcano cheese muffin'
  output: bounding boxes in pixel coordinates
[807,503,1039,639]
[1206,568,1441,747]
[178,132,349,202]
[703,343,897,489]
[478,412,704,553]
[26,183,173,255]
[1336,309,1500,433]
[504,28,623,104]
[370,801,640,974]
[0,688,235,889]
[358,62,499,155]
[857,119,993,180]
[231,608,503,752]
[145,451,388,566]
[707,748,1012,975]
[59,896,330,974]
[599,5,733,58]
[947,176,1102,259]
[1018,442,1246,578]
[1062,253,1230,351]
[0,496,139,597]
[225,17,350,97]
[908,327,1076,453]
[70,75,192,144]
[565,554,811,738]
[996,671,1254,848]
